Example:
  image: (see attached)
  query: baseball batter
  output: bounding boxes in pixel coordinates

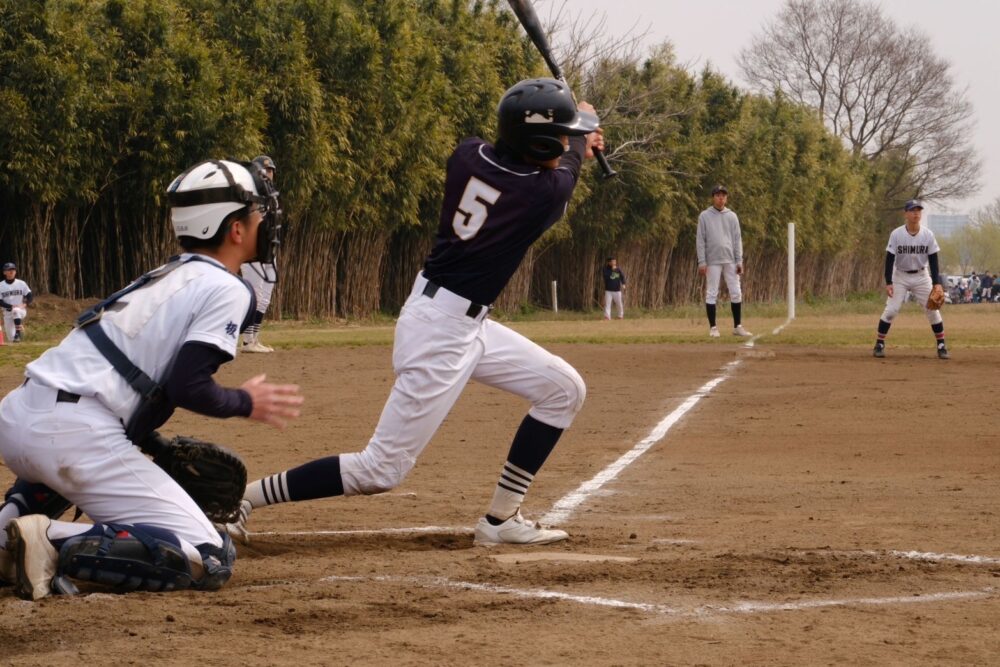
[240,155,279,353]
[873,199,948,359]
[1,262,33,343]
[0,159,302,600]
[224,78,604,546]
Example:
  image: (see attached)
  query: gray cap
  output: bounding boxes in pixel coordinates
[2,262,15,271]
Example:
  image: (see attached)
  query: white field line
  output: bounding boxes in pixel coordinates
[253,525,472,537]
[541,359,743,526]
[880,549,1000,566]
[317,574,994,619]
[771,316,795,336]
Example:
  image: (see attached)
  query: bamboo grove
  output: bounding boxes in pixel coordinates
[0,0,913,317]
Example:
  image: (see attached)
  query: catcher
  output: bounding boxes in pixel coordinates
[0,159,302,600]
[872,199,950,360]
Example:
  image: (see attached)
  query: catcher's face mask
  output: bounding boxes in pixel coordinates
[247,162,282,279]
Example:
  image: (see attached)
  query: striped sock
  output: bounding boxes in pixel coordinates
[245,472,290,508]
[487,462,534,521]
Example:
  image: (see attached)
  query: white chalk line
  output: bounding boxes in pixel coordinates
[315,574,994,619]
[541,359,743,526]
[252,525,472,537]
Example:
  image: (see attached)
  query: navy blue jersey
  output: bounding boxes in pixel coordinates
[423,136,586,305]
[602,266,625,291]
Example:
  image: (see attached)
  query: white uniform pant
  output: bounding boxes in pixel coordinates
[603,290,624,319]
[879,268,943,325]
[241,261,277,312]
[0,380,222,549]
[3,306,26,340]
[339,273,587,495]
[704,264,742,305]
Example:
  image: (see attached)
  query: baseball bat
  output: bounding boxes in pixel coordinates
[506,0,617,179]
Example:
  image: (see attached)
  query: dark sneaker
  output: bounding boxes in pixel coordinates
[873,343,885,358]
[937,344,950,360]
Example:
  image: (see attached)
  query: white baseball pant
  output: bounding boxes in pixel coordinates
[603,290,624,319]
[879,268,942,325]
[338,273,586,495]
[0,380,222,553]
[242,262,277,312]
[704,263,742,305]
[3,306,26,340]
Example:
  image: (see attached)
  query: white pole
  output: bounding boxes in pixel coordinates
[551,280,558,313]
[787,222,796,320]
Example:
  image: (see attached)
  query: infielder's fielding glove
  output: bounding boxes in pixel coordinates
[926,284,946,310]
[139,432,247,523]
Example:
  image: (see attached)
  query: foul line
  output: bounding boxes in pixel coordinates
[541,359,743,526]
[317,574,993,619]
[253,526,472,537]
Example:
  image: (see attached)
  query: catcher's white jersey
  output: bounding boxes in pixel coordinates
[26,255,251,423]
[0,278,31,306]
[886,225,939,272]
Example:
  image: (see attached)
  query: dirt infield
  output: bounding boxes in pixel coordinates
[1,338,998,665]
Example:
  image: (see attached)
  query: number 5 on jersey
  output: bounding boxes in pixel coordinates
[452,177,501,240]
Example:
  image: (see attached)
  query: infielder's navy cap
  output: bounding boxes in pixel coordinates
[904,199,924,211]
[711,184,728,195]
[2,262,14,271]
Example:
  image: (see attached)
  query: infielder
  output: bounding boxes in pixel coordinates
[873,199,949,359]
[1,262,33,343]
[602,257,626,320]
[697,185,752,337]
[240,155,279,353]
[224,78,604,546]
[0,159,302,600]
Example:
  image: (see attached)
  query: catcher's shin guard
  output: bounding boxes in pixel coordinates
[4,479,73,519]
[57,523,194,592]
[193,533,236,590]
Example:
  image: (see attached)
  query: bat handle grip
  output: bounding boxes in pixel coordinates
[594,147,617,179]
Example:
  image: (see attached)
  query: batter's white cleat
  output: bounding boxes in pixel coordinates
[258,341,275,352]
[733,325,753,337]
[474,511,569,546]
[220,500,253,545]
[6,515,58,601]
[242,340,272,354]
[709,326,721,338]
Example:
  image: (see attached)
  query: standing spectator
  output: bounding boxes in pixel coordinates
[980,273,993,302]
[697,185,752,337]
[601,257,626,320]
[971,272,981,303]
[1,263,33,343]
[991,274,1000,302]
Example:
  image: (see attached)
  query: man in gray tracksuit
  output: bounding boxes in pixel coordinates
[697,184,751,338]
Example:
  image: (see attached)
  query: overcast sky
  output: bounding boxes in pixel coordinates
[558,0,996,217]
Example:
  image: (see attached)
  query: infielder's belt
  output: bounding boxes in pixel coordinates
[904,269,921,274]
[22,378,81,403]
[421,279,490,319]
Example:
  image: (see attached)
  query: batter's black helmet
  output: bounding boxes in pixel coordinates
[497,78,599,161]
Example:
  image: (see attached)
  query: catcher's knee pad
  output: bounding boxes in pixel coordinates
[193,534,236,591]
[530,359,586,429]
[57,523,194,592]
[4,479,72,519]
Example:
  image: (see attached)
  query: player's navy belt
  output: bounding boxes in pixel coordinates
[23,378,81,403]
[419,277,490,319]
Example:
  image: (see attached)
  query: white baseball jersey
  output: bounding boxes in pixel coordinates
[0,278,31,306]
[886,225,939,272]
[26,254,252,423]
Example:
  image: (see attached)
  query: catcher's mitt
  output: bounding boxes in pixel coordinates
[926,284,945,310]
[139,432,247,523]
